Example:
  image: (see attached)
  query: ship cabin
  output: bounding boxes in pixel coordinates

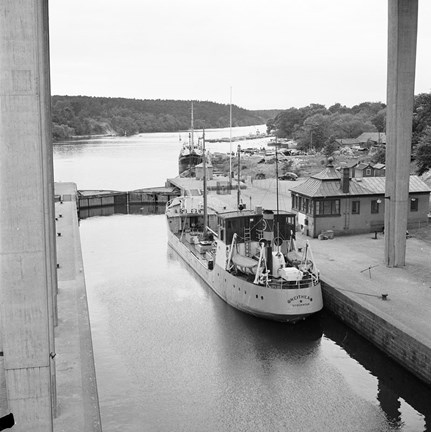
[216,208,319,288]
[217,208,296,257]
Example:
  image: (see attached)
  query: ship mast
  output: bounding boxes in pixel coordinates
[237,144,241,208]
[275,142,280,248]
[203,128,208,238]
[189,101,194,175]
[229,87,232,188]
[190,101,194,151]
[275,142,279,217]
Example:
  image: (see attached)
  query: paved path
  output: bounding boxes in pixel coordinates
[53,183,102,432]
[303,231,431,347]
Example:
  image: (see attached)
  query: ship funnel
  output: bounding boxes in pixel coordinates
[262,210,274,242]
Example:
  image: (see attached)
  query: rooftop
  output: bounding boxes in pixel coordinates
[290,165,430,198]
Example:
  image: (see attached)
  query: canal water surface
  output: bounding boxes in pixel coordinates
[54,127,431,431]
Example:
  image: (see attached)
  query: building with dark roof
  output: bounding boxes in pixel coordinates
[356,132,386,146]
[289,161,430,237]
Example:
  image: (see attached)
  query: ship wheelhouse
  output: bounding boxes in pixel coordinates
[217,209,296,247]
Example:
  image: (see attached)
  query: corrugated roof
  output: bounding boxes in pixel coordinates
[373,163,385,170]
[311,166,341,180]
[356,163,372,170]
[289,172,430,198]
[360,176,431,193]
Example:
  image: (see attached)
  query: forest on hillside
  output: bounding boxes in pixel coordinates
[51,96,279,141]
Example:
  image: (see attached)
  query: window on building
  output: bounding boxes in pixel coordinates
[352,200,360,214]
[366,168,372,176]
[302,198,310,214]
[315,199,340,216]
[371,200,380,214]
[410,198,418,212]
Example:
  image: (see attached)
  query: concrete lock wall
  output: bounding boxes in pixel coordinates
[322,282,431,386]
[0,1,56,430]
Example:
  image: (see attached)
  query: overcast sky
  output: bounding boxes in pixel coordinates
[49,0,431,110]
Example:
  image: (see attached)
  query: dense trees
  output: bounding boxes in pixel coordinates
[267,102,384,152]
[52,93,431,177]
[51,96,277,141]
[414,127,431,175]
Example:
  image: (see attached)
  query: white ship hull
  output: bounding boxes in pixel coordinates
[167,229,323,322]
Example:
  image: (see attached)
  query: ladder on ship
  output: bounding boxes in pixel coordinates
[244,227,251,256]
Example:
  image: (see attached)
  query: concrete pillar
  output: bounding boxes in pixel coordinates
[0,1,56,430]
[384,0,418,267]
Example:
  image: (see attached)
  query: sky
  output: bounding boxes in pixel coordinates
[49,0,431,111]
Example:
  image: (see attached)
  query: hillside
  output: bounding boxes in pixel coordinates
[51,95,280,141]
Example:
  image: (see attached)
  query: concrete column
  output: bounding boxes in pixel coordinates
[0,1,56,430]
[384,0,418,267]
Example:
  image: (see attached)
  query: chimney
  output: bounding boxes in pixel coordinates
[340,167,350,193]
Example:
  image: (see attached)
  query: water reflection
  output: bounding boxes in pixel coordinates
[80,212,431,432]
[322,310,431,431]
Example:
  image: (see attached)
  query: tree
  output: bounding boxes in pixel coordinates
[371,109,386,132]
[322,137,338,158]
[414,126,431,175]
[330,113,376,138]
[371,147,386,164]
[271,108,304,138]
[412,92,431,147]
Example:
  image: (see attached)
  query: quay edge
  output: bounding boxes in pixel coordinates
[322,280,431,387]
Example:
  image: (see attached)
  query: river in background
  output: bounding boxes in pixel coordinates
[53,124,268,190]
[53,126,431,432]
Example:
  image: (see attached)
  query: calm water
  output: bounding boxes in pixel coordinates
[54,127,431,432]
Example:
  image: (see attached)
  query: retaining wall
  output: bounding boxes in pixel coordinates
[322,281,431,387]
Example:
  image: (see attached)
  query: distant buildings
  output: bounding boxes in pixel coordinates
[336,132,386,151]
[356,132,386,146]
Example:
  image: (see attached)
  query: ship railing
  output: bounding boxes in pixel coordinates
[268,275,319,290]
